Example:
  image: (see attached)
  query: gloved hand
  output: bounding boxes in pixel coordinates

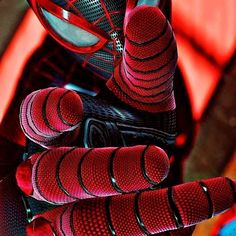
[15,5,236,236]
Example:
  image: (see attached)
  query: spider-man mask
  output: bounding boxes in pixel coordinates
[28,0,127,79]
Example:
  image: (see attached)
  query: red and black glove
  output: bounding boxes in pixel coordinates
[15,6,236,236]
[16,87,236,236]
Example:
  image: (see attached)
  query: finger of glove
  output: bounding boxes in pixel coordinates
[38,177,236,236]
[16,145,169,204]
[20,87,176,151]
[20,87,83,147]
[107,5,177,112]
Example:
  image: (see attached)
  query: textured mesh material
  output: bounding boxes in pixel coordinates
[24,178,236,235]
[120,63,175,91]
[32,148,76,204]
[35,204,69,224]
[70,199,111,236]
[113,146,150,192]
[73,0,105,23]
[30,88,60,136]
[0,174,27,236]
[70,0,126,31]
[125,6,169,42]
[125,40,176,73]
[202,177,235,216]
[117,63,175,102]
[105,0,126,13]
[97,17,112,32]
[93,49,114,62]
[55,206,74,236]
[144,145,169,183]
[113,145,169,192]
[173,182,209,226]
[26,205,69,236]
[139,188,177,233]
[31,88,82,133]
[17,145,170,204]
[20,90,50,144]
[51,88,83,127]
[81,147,118,196]
[110,194,144,236]
[20,88,83,146]
[107,6,177,112]
[88,53,114,75]
[58,148,92,200]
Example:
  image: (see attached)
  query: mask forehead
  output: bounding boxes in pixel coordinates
[51,0,126,34]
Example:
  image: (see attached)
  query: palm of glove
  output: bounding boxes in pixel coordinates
[16,5,236,236]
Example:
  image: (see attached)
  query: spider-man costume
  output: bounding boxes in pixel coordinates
[0,0,235,235]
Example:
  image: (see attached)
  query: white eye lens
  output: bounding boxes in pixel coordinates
[137,0,160,6]
[41,8,100,47]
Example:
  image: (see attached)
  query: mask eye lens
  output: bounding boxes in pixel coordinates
[40,8,100,47]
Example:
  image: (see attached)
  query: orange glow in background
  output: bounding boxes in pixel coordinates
[172,0,236,120]
[0,9,46,123]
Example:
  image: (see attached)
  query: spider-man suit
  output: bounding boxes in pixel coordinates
[1,0,235,235]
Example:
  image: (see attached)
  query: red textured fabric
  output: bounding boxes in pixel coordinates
[31,148,76,204]
[110,194,144,236]
[202,177,235,216]
[58,148,92,200]
[107,6,177,113]
[20,90,49,144]
[139,188,177,233]
[113,146,151,192]
[30,88,60,136]
[69,199,111,236]
[144,145,169,183]
[113,145,169,192]
[20,87,83,146]
[173,177,236,227]
[81,147,119,196]
[16,145,169,204]
[24,177,236,235]
[173,182,210,226]
[54,206,75,236]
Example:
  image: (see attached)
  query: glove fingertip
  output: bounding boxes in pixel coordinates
[144,145,169,184]
[16,159,33,196]
[125,5,167,43]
